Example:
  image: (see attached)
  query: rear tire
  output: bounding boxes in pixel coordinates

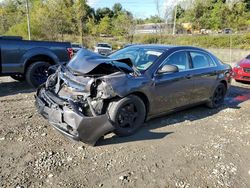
[10,74,25,82]
[107,95,146,137]
[206,83,227,108]
[26,61,50,88]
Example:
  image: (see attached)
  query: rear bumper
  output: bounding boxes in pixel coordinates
[35,86,114,145]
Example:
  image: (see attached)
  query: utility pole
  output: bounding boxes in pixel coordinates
[229,33,232,64]
[154,0,162,43]
[172,4,177,35]
[25,0,31,40]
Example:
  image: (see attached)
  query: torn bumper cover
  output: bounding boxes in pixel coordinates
[35,86,115,146]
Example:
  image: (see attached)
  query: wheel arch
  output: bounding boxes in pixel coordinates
[20,47,59,73]
[220,80,228,89]
[24,54,56,72]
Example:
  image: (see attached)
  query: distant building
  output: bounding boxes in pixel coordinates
[135,23,180,34]
[135,22,193,34]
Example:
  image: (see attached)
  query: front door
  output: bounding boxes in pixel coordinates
[151,51,195,115]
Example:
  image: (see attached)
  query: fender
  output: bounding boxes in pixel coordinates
[20,47,60,73]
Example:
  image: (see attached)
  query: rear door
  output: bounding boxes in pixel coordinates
[151,51,196,114]
[188,50,218,102]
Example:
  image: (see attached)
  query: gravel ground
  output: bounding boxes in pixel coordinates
[0,76,250,188]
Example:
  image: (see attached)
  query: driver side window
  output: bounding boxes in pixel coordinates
[162,51,189,71]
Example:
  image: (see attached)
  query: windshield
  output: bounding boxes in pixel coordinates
[98,43,111,48]
[109,47,164,71]
[72,44,81,48]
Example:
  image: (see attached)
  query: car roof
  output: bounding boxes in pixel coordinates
[128,44,207,52]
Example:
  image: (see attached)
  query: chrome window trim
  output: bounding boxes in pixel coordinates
[154,49,218,77]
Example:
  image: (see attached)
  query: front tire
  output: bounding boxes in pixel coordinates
[107,95,146,137]
[25,61,50,88]
[206,83,227,108]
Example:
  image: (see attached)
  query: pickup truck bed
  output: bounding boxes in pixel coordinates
[0,36,72,87]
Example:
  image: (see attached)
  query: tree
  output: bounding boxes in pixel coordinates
[98,16,112,35]
[144,15,164,23]
[244,0,250,10]
[86,17,98,36]
[112,12,136,43]
[176,5,185,19]
[112,3,122,17]
[95,7,113,22]
[75,0,90,45]
[228,1,250,29]
[177,0,249,31]
[136,18,145,24]
[0,0,24,35]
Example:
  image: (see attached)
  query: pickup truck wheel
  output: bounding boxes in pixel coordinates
[26,61,50,88]
[10,74,25,81]
[108,95,146,137]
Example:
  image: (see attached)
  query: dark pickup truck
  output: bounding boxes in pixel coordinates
[0,36,72,87]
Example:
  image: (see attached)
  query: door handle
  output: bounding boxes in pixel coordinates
[185,74,192,79]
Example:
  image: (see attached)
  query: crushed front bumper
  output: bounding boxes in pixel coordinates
[35,86,114,146]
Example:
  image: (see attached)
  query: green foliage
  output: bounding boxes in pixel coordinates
[178,0,250,30]
[95,7,114,21]
[112,12,135,42]
[0,0,249,50]
[98,16,111,35]
[134,33,250,49]
[0,0,25,35]
[144,15,164,23]
[86,18,98,36]
[176,5,185,19]
[112,3,122,17]
[6,22,28,38]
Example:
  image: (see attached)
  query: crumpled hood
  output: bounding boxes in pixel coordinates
[67,48,134,75]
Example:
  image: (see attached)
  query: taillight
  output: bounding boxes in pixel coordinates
[67,48,73,59]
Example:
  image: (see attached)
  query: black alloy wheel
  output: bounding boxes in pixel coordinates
[116,102,139,129]
[207,83,226,108]
[108,95,146,136]
[26,61,50,88]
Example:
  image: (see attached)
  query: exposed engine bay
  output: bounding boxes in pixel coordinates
[44,48,140,117]
[44,65,122,117]
[35,48,141,145]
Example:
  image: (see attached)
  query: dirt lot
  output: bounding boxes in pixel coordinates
[0,76,250,188]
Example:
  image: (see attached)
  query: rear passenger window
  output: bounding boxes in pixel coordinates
[190,52,216,69]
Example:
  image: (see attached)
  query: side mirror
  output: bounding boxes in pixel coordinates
[157,64,179,74]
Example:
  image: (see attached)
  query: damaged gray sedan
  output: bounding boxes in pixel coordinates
[35,45,232,145]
